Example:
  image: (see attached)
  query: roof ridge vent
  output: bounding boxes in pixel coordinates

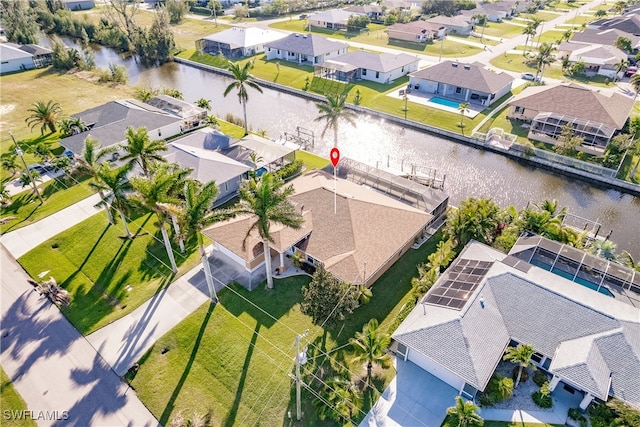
[464,64,471,70]
[452,63,458,67]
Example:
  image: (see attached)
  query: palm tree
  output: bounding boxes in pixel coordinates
[620,250,640,271]
[458,102,470,134]
[561,28,573,43]
[613,1,626,15]
[503,344,535,387]
[236,173,303,289]
[134,86,159,102]
[25,100,63,135]
[614,59,630,81]
[121,127,168,177]
[315,92,357,148]
[195,98,212,111]
[349,318,390,384]
[130,164,191,274]
[472,14,488,43]
[594,9,607,19]
[522,18,542,55]
[223,61,263,135]
[76,138,117,224]
[631,73,640,98]
[92,163,134,238]
[537,199,567,220]
[534,42,556,81]
[205,115,219,128]
[180,180,236,301]
[446,396,484,427]
[18,170,43,193]
[1,152,19,176]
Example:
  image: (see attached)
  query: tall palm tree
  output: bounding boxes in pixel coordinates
[536,199,567,220]
[534,42,556,81]
[446,396,484,427]
[76,138,117,224]
[25,100,63,135]
[236,173,303,289]
[349,318,390,384]
[121,126,168,177]
[631,73,640,98]
[180,180,236,300]
[458,102,470,134]
[472,14,488,43]
[522,18,542,55]
[315,92,357,148]
[614,58,629,81]
[503,344,535,387]
[92,163,134,238]
[130,164,191,274]
[223,61,263,135]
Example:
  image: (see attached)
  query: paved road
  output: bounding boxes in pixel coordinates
[0,245,158,427]
[1,193,102,258]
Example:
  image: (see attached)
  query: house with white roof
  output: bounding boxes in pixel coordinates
[265,34,348,65]
[308,9,363,30]
[195,27,287,58]
[409,61,514,106]
[0,43,35,74]
[425,15,473,36]
[388,21,447,43]
[556,42,628,78]
[315,50,419,83]
[393,240,640,411]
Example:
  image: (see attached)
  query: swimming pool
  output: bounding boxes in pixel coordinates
[429,97,461,109]
[530,259,615,298]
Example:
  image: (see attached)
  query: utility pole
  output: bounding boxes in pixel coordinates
[293,329,309,421]
[439,36,445,62]
[10,132,43,204]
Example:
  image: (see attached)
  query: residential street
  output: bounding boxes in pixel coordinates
[0,245,158,427]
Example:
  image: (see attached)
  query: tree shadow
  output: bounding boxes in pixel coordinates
[158,303,215,426]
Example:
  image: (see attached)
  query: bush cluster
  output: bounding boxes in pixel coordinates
[478,374,514,407]
[532,390,552,408]
[275,160,303,180]
[533,370,548,387]
[567,408,587,427]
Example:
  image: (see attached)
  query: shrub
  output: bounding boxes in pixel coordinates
[533,370,548,387]
[568,408,587,427]
[224,113,244,127]
[478,374,514,406]
[275,160,303,180]
[532,390,552,408]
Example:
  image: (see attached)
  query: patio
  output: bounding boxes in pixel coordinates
[386,89,484,118]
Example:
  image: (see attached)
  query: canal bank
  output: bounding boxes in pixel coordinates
[175,57,640,198]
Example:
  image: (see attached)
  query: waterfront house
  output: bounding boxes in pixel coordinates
[203,165,448,289]
[388,21,447,43]
[315,50,419,83]
[265,34,348,65]
[307,9,362,30]
[0,44,35,74]
[408,61,514,107]
[393,240,640,411]
[424,15,473,35]
[195,27,287,58]
[588,13,640,34]
[556,42,627,79]
[507,83,635,153]
[59,97,206,155]
[18,44,53,68]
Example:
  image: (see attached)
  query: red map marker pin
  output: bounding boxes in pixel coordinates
[330,147,340,167]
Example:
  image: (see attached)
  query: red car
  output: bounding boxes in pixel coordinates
[626,66,638,77]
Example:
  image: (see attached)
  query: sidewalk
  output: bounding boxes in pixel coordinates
[0,193,102,258]
[0,245,158,426]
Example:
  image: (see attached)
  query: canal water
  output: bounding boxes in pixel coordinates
[60,39,640,256]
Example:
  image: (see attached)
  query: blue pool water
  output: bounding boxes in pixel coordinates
[529,259,615,298]
[429,97,462,109]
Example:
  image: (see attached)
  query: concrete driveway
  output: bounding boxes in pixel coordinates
[360,358,458,427]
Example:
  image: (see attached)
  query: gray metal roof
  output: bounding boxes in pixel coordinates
[18,44,52,56]
[165,142,250,185]
[321,50,419,73]
[410,61,514,94]
[222,134,295,167]
[0,43,33,61]
[60,100,181,154]
[265,34,348,57]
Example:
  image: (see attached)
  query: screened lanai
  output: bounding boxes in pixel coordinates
[530,112,615,148]
[332,158,449,218]
[314,60,359,82]
[509,233,640,307]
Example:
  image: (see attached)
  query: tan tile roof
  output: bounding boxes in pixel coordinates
[203,170,432,284]
[509,83,635,129]
[410,61,514,93]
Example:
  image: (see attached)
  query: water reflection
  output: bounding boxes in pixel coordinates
[47,36,640,256]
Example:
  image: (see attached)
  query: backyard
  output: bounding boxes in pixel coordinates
[128,230,444,426]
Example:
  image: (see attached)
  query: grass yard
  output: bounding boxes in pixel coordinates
[131,230,444,426]
[481,21,528,39]
[18,212,204,335]
[295,150,330,171]
[0,176,94,234]
[0,68,135,142]
[443,417,560,427]
[0,367,36,427]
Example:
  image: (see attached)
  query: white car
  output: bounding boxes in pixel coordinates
[521,73,536,81]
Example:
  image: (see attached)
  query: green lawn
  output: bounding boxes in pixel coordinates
[131,230,444,426]
[0,367,36,427]
[1,176,95,234]
[295,150,330,171]
[443,417,560,427]
[481,21,528,39]
[18,213,204,334]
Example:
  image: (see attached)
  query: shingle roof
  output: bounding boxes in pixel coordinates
[509,83,635,129]
[321,50,419,73]
[145,95,206,119]
[393,242,640,408]
[590,14,640,34]
[200,27,287,49]
[345,5,382,14]
[18,44,52,56]
[265,34,348,57]
[388,20,446,35]
[165,141,250,185]
[571,29,640,48]
[561,43,628,66]
[203,170,432,284]
[59,100,181,154]
[426,15,472,28]
[410,61,514,93]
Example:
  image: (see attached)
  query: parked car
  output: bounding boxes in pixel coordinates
[521,72,536,81]
[626,66,637,77]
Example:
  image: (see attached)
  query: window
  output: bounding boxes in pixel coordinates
[306,255,315,265]
[515,106,525,114]
[401,66,405,72]
[376,71,380,78]
[531,352,543,364]
[223,182,228,192]
[455,87,462,94]
[462,383,477,399]
[542,357,552,370]
[362,69,367,75]
[397,342,408,357]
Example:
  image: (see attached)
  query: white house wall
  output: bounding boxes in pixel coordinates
[153,122,183,140]
[362,62,418,83]
[409,77,438,93]
[407,348,466,392]
[216,242,251,271]
[1,57,35,74]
